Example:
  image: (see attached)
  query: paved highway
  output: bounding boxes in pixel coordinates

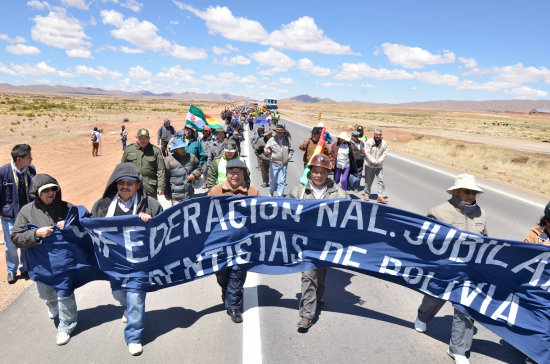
[0,117,545,363]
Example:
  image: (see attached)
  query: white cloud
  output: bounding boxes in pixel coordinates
[170,20,179,25]
[101,10,207,60]
[296,58,331,76]
[381,43,456,69]
[60,0,88,10]
[218,55,250,66]
[335,62,414,80]
[267,16,357,55]
[250,47,295,74]
[361,83,375,88]
[156,65,195,82]
[168,44,208,60]
[413,71,460,86]
[66,48,93,58]
[10,61,72,77]
[226,44,239,52]
[178,4,267,42]
[0,62,17,75]
[74,65,122,78]
[278,77,294,84]
[27,0,51,10]
[321,82,352,87]
[5,44,41,55]
[120,45,143,54]
[0,34,27,44]
[459,57,478,69]
[128,65,152,79]
[488,63,550,85]
[506,86,548,99]
[201,71,258,87]
[31,8,91,50]
[212,46,229,55]
[121,0,143,12]
[180,5,357,55]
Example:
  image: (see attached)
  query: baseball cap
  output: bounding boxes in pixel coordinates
[224,139,238,153]
[137,129,149,137]
[175,130,183,136]
[226,159,246,170]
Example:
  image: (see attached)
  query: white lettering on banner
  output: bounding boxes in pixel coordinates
[379,255,401,275]
[235,238,252,264]
[205,199,227,232]
[441,280,459,301]
[91,227,119,258]
[490,293,519,325]
[290,234,308,263]
[183,202,201,238]
[254,231,272,261]
[204,247,224,271]
[249,198,257,223]
[320,241,344,263]
[228,199,247,228]
[182,255,204,280]
[165,210,182,246]
[269,231,289,263]
[317,201,339,227]
[461,281,487,306]
[260,201,278,220]
[342,246,367,268]
[340,201,363,230]
[430,228,455,255]
[511,251,550,287]
[403,221,431,246]
[282,202,302,222]
[484,242,509,268]
[163,260,181,284]
[367,205,387,236]
[449,233,484,263]
[123,226,147,263]
[479,284,496,315]
[403,266,424,285]
[225,245,234,267]
[149,222,168,258]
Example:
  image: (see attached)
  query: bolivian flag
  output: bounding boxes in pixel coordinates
[299,127,326,186]
[185,104,206,130]
[204,114,223,130]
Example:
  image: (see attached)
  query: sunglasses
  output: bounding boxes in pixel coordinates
[42,186,58,193]
[117,180,136,187]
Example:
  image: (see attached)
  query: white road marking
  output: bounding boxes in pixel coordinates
[242,124,263,364]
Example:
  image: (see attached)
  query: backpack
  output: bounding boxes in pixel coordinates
[91,132,97,142]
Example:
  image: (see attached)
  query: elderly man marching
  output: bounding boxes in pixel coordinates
[265,123,294,197]
[164,139,201,205]
[208,159,260,323]
[289,154,349,329]
[363,128,388,203]
[91,163,163,356]
[414,174,487,364]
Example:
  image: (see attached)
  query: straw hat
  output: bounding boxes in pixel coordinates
[446,174,483,194]
[337,131,349,141]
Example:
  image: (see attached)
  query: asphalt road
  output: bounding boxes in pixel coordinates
[0,117,546,363]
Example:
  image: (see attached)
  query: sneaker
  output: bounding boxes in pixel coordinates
[56,332,70,345]
[48,305,59,319]
[363,194,370,201]
[414,318,426,333]
[122,311,127,323]
[447,349,469,364]
[128,343,143,356]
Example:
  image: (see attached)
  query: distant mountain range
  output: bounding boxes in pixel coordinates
[1,83,549,113]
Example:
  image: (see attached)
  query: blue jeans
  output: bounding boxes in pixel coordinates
[269,164,288,196]
[36,283,77,334]
[2,217,26,274]
[113,290,146,343]
[216,267,247,310]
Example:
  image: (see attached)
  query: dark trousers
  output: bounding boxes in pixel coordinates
[161,140,169,156]
[260,159,270,184]
[216,267,247,310]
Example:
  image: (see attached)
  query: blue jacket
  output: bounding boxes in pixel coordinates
[184,137,205,165]
[0,162,36,219]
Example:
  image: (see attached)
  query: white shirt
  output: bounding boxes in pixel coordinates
[336,144,350,169]
[93,130,102,143]
[312,185,327,199]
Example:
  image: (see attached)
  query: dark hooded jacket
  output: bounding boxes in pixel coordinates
[91,162,163,218]
[11,174,72,249]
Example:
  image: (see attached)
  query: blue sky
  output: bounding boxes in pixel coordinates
[0,0,549,103]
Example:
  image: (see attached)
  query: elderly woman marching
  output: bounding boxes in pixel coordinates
[10,174,77,346]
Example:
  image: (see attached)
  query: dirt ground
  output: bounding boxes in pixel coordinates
[0,101,228,311]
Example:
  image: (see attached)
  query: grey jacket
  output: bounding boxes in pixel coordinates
[265,135,294,166]
[11,174,72,249]
[164,153,201,201]
[428,194,487,236]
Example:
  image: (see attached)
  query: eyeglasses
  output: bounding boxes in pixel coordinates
[117,180,136,187]
[42,186,58,193]
[462,189,479,196]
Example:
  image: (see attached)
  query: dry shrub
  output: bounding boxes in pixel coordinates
[456,144,466,150]
[511,156,529,164]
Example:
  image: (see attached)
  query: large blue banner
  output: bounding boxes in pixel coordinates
[27,196,550,363]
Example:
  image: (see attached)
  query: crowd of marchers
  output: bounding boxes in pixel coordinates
[1,108,548,364]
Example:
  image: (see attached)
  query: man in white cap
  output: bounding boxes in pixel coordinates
[363,128,388,203]
[414,173,487,364]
